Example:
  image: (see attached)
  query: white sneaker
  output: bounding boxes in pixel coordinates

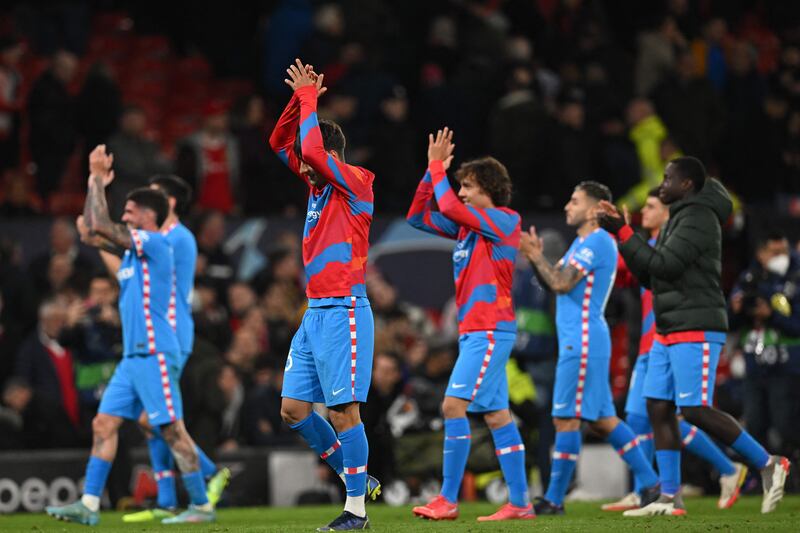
[761,456,790,514]
[623,494,686,517]
[718,462,747,509]
[601,492,640,512]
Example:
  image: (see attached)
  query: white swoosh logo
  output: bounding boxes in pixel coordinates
[554,403,568,409]
[332,388,346,396]
[678,392,692,399]
[451,384,466,389]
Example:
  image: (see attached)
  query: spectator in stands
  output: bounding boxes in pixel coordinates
[76,62,122,172]
[243,359,287,445]
[362,351,404,483]
[367,271,433,349]
[0,37,24,173]
[106,105,171,217]
[634,16,686,96]
[0,378,38,450]
[192,278,231,352]
[729,231,800,462]
[58,275,122,419]
[227,281,258,333]
[177,100,241,214]
[14,299,83,447]
[27,50,79,206]
[29,217,95,299]
[0,168,40,216]
[195,210,234,299]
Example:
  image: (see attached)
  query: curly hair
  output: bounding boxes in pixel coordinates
[455,156,512,207]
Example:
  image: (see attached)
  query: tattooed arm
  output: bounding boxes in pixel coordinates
[76,215,125,258]
[83,145,131,250]
[520,225,584,294]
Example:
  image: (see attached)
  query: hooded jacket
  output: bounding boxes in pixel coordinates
[618,178,733,334]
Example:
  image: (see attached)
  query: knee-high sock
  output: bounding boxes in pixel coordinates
[626,413,654,493]
[83,456,112,498]
[491,422,529,507]
[544,431,581,505]
[339,423,369,517]
[195,445,218,478]
[731,430,770,470]
[181,471,209,506]
[441,417,471,504]
[679,420,736,476]
[608,421,659,490]
[147,434,177,509]
[656,450,681,496]
[289,412,344,476]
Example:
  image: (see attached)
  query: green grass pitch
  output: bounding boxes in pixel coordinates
[6,496,799,532]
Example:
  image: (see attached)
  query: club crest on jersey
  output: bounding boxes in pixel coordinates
[307,209,321,221]
[453,241,470,262]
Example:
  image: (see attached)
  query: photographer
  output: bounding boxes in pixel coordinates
[729,231,800,460]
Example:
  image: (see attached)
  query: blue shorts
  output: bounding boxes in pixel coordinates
[98,353,183,427]
[624,354,649,417]
[281,303,374,407]
[643,339,723,407]
[446,330,515,413]
[552,354,616,421]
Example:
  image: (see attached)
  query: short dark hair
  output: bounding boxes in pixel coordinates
[576,180,612,203]
[670,156,706,192]
[125,187,169,227]
[293,119,347,160]
[455,156,512,207]
[149,174,193,217]
[756,229,788,250]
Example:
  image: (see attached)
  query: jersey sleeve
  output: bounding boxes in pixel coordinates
[427,160,519,243]
[406,170,459,239]
[295,86,373,201]
[130,229,169,259]
[268,93,311,187]
[569,232,615,277]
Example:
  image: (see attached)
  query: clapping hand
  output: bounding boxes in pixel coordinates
[427,127,455,170]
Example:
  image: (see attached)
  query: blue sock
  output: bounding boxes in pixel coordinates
[680,420,736,476]
[441,417,471,504]
[181,471,209,506]
[147,435,177,509]
[195,445,218,479]
[655,450,681,496]
[83,456,112,498]
[731,431,770,470]
[339,423,368,498]
[608,421,659,490]
[626,413,654,492]
[289,413,344,476]
[491,422,529,507]
[544,431,581,506]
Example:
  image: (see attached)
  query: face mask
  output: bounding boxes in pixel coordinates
[766,254,790,277]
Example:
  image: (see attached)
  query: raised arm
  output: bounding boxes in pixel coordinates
[76,215,123,275]
[426,128,518,242]
[83,145,131,250]
[268,91,303,178]
[406,170,459,239]
[521,226,584,294]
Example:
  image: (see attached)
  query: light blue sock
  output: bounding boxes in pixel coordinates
[147,435,177,509]
[181,471,209,506]
[655,450,681,496]
[491,422,529,507]
[195,445,218,479]
[626,413,654,492]
[544,431,581,505]
[441,417,471,504]
[83,456,112,498]
[731,430,770,470]
[339,423,369,498]
[679,420,736,476]
[608,421,659,490]
[289,412,344,475]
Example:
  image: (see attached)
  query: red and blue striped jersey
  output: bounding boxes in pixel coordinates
[269,86,374,304]
[406,160,520,334]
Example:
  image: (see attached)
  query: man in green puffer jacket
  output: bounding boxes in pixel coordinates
[598,157,790,518]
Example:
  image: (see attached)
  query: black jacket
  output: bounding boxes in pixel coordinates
[619,178,733,334]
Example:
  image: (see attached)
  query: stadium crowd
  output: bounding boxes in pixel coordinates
[1,0,800,501]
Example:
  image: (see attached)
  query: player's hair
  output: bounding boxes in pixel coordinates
[455,156,512,207]
[149,174,193,217]
[126,187,169,227]
[669,156,706,192]
[293,119,347,160]
[756,229,788,250]
[575,180,612,203]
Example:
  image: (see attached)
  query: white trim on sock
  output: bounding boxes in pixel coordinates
[344,495,366,518]
[339,472,346,484]
[81,494,100,512]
